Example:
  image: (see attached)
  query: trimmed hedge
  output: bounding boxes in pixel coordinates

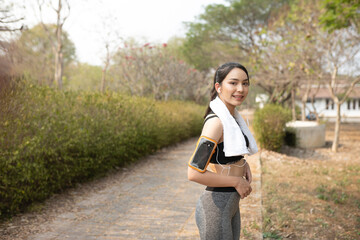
[253,104,292,151]
[0,83,204,218]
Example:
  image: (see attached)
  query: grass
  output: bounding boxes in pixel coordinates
[263,231,282,239]
[261,123,360,239]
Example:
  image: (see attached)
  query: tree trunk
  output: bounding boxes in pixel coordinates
[54,0,63,89]
[101,65,108,93]
[101,44,110,93]
[332,100,341,152]
[301,80,311,121]
[100,70,106,93]
[330,77,360,152]
[301,101,306,121]
[101,60,109,93]
[38,0,69,89]
[54,50,63,89]
[291,88,296,121]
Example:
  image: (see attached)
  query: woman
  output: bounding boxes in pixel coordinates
[188,62,258,240]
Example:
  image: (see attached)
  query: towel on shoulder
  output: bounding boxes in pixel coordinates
[210,97,258,157]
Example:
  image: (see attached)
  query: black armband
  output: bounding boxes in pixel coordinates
[188,136,217,173]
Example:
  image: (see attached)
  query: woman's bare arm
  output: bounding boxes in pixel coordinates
[187,117,252,199]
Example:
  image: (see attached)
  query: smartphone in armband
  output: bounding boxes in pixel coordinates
[188,136,217,173]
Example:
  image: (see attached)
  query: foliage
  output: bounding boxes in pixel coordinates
[319,0,360,32]
[110,41,209,103]
[0,81,204,218]
[253,104,292,151]
[181,20,230,71]
[252,0,325,106]
[181,0,291,71]
[11,24,76,86]
[64,63,103,91]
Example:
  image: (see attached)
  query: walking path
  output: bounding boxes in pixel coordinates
[1,138,262,240]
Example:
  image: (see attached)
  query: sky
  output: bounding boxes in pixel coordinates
[15,0,227,66]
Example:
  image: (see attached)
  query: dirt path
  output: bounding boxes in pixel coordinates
[0,138,262,240]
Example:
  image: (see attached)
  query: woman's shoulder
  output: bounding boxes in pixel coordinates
[201,114,223,142]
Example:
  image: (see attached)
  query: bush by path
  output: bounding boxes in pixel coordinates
[253,104,292,152]
[0,82,204,218]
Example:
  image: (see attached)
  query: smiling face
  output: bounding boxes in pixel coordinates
[215,67,249,114]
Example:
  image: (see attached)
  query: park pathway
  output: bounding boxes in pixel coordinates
[1,138,262,240]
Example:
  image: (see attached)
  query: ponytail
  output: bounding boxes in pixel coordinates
[203,87,218,118]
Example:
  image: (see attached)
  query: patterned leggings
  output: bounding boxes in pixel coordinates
[195,190,241,240]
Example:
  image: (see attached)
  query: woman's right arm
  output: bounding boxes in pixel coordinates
[188,167,251,199]
[187,117,252,199]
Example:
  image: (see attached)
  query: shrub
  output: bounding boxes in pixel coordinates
[253,104,292,151]
[0,82,204,218]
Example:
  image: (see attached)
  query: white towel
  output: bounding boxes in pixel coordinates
[210,97,258,156]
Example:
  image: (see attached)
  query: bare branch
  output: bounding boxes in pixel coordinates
[0,16,24,24]
[339,77,360,105]
[0,25,23,32]
[61,0,71,23]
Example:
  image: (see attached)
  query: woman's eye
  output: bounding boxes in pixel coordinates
[243,82,249,86]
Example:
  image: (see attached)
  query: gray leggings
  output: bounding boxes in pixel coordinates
[195,190,241,240]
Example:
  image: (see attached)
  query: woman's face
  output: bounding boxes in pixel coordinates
[215,68,249,111]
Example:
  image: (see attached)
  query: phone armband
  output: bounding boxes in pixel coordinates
[188,136,217,173]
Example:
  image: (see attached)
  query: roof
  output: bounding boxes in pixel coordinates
[298,84,360,99]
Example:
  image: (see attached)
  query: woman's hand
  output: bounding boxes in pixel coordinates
[244,162,252,184]
[234,177,252,199]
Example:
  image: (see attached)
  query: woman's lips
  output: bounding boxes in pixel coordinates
[233,95,244,100]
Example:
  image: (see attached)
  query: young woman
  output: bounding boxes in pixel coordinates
[188,62,258,240]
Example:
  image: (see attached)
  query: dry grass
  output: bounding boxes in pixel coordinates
[261,122,360,239]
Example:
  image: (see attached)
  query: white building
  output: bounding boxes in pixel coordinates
[255,94,269,109]
[298,84,360,123]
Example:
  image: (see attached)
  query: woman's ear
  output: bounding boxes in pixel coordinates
[215,83,221,93]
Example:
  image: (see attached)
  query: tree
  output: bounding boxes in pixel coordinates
[65,63,103,91]
[269,0,360,152]
[98,16,122,93]
[320,29,360,152]
[37,0,70,89]
[111,41,208,102]
[12,24,76,86]
[0,0,24,33]
[101,43,110,93]
[181,0,291,71]
[264,0,325,118]
[319,0,360,33]
[316,0,360,152]
[0,0,24,81]
[181,0,304,110]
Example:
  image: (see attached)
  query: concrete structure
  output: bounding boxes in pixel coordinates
[286,121,326,148]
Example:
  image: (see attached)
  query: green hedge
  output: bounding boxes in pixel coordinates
[0,83,204,218]
[253,104,292,151]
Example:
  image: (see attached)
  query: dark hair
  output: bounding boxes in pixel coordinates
[204,62,249,118]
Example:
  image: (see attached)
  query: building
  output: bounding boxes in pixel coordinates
[298,83,360,123]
